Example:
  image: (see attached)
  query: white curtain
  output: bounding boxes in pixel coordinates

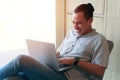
[0,0,56,52]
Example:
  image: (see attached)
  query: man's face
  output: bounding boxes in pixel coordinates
[72,12,93,35]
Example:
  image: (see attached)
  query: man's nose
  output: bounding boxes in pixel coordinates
[74,23,79,30]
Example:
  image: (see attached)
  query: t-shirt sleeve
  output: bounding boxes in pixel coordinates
[91,36,110,68]
[57,31,71,52]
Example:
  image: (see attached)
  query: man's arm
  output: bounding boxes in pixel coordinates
[58,57,105,77]
[78,60,106,77]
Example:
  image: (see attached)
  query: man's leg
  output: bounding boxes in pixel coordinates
[3,75,28,80]
[0,55,67,80]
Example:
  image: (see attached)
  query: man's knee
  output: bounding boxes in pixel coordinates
[16,55,28,61]
[14,55,30,65]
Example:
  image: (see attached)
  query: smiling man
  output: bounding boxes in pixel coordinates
[57,3,109,80]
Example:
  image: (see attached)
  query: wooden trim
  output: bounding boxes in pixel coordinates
[64,0,66,37]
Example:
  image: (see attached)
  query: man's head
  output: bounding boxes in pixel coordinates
[72,3,94,36]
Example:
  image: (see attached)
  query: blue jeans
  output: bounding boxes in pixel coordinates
[0,55,68,80]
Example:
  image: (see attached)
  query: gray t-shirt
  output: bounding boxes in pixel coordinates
[57,29,109,80]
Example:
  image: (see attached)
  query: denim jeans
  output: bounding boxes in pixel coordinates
[0,55,67,80]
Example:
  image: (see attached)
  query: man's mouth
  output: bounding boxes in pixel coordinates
[75,29,81,34]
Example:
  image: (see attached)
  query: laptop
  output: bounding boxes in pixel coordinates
[26,39,73,71]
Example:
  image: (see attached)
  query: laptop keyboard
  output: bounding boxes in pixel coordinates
[59,64,71,68]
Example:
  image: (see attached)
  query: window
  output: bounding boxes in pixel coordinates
[0,0,56,52]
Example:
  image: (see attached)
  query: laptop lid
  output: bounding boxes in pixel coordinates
[26,39,72,71]
[26,39,61,70]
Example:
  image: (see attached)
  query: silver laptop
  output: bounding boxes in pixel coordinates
[26,39,72,71]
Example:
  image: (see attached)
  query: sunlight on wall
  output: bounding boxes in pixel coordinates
[0,0,56,52]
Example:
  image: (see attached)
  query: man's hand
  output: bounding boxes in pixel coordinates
[58,57,75,65]
[56,51,60,57]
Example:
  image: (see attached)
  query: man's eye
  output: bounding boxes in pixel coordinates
[78,22,81,25]
[72,22,82,25]
[72,22,75,24]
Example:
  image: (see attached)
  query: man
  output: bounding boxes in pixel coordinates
[0,3,109,80]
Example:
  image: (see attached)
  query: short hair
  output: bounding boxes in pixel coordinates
[74,3,94,20]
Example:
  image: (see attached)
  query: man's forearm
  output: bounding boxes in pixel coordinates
[77,60,106,76]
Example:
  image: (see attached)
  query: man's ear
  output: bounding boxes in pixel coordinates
[89,18,93,24]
